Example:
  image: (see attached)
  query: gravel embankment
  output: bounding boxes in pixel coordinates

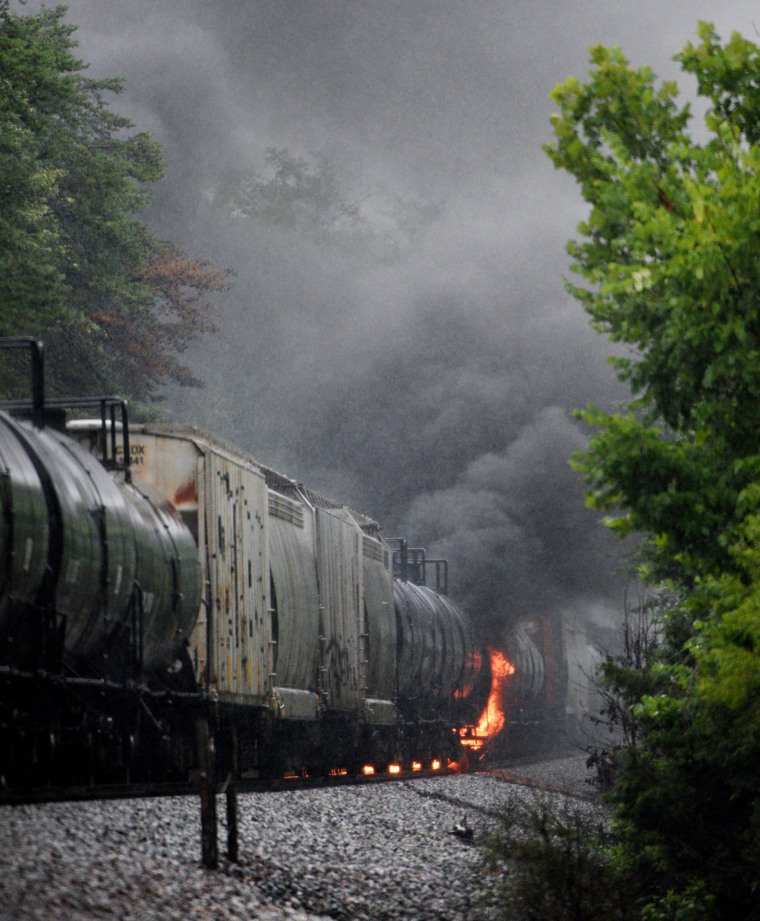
[489,752,598,798]
[0,756,603,921]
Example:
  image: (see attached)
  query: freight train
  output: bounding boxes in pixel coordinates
[0,339,487,795]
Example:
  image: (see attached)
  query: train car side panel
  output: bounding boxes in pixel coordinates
[268,490,320,719]
[361,534,397,723]
[28,425,139,672]
[204,450,271,703]
[120,477,201,673]
[122,427,273,703]
[315,507,362,712]
[0,414,50,662]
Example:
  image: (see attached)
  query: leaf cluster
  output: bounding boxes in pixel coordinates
[0,2,229,404]
[546,23,760,582]
[543,22,760,920]
[482,796,624,921]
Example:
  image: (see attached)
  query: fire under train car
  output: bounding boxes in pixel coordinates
[469,615,594,761]
[393,577,479,763]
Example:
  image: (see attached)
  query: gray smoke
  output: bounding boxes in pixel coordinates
[399,407,626,635]
[22,0,757,638]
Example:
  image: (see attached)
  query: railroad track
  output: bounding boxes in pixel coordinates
[0,764,457,807]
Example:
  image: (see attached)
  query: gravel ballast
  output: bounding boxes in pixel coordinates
[0,757,602,921]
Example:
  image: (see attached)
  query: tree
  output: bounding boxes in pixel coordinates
[544,23,760,919]
[0,2,228,404]
[225,148,369,240]
[0,1,71,329]
[218,146,443,260]
[546,25,760,579]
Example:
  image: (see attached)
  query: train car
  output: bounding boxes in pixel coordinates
[392,558,480,760]
[0,338,480,792]
[71,420,479,774]
[0,400,203,785]
[72,421,407,773]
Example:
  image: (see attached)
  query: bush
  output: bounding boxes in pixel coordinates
[481,793,626,921]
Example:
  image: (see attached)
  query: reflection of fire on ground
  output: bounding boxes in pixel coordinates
[459,648,515,755]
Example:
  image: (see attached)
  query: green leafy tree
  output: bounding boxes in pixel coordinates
[0,2,228,403]
[544,23,760,919]
[546,26,760,579]
[219,146,443,259]
[226,147,369,240]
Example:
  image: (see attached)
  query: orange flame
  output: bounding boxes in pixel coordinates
[460,648,515,751]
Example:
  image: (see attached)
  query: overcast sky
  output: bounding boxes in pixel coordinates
[25,1,759,640]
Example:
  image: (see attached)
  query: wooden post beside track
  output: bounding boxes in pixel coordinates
[195,714,218,870]
[226,726,239,863]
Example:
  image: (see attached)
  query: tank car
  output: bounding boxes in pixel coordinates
[0,410,201,678]
[0,343,202,786]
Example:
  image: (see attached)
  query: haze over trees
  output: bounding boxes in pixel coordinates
[535,21,760,920]
[0,1,229,405]
[217,146,444,261]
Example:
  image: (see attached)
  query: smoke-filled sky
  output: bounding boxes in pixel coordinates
[26,1,758,638]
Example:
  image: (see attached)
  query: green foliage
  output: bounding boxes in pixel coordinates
[544,22,760,921]
[690,509,760,725]
[607,670,760,919]
[482,795,624,920]
[0,1,71,325]
[585,593,665,788]
[546,24,760,582]
[0,2,227,402]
